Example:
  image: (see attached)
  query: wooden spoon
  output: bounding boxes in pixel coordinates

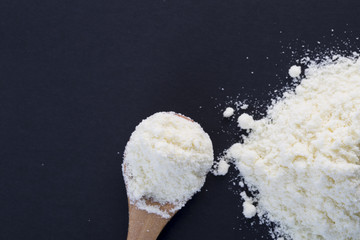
[126,199,177,240]
[124,164,177,240]
[125,114,193,240]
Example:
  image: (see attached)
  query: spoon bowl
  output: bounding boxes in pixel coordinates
[124,114,195,239]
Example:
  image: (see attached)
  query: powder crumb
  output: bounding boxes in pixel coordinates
[223,107,235,118]
[240,104,249,110]
[237,113,256,130]
[240,191,252,202]
[240,192,257,218]
[214,159,230,176]
[239,181,244,187]
[288,65,301,78]
[243,201,257,219]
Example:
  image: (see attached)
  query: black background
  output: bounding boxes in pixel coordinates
[1,0,359,239]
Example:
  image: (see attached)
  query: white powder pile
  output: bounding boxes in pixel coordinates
[228,56,360,240]
[223,107,235,117]
[123,112,214,218]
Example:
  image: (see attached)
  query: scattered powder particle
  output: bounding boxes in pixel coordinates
[243,201,257,219]
[239,181,244,187]
[228,56,360,240]
[288,65,301,78]
[237,113,256,130]
[123,112,214,218]
[223,107,235,118]
[241,191,257,218]
[214,159,230,176]
[240,104,249,110]
[240,191,253,203]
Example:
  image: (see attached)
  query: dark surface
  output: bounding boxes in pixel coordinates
[1,0,359,239]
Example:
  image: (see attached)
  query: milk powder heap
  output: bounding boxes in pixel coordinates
[228,56,360,240]
[123,112,214,218]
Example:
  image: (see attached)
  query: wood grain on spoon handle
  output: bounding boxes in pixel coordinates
[127,201,176,240]
[175,114,194,122]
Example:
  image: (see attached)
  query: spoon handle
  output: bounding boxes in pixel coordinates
[127,203,171,240]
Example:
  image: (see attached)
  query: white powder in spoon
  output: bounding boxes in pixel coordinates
[228,56,360,240]
[123,112,214,218]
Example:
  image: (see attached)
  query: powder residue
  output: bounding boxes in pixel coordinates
[288,65,301,78]
[123,112,214,218]
[243,201,257,219]
[239,181,245,187]
[240,104,249,110]
[237,113,256,130]
[223,107,235,118]
[213,159,230,176]
[241,191,257,218]
[228,56,360,239]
